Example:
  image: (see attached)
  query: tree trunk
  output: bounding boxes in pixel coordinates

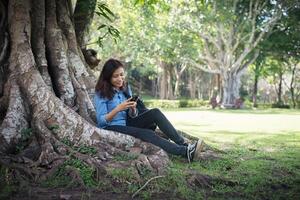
[0,0,8,98]
[166,65,174,100]
[174,63,187,99]
[277,70,283,105]
[221,71,241,107]
[189,70,196,99]
[290,64,296,108]
[0,0,170,185]
[159,61,168,99]
[253,72,259,108]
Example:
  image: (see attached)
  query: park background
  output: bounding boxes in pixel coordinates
[0,0,299,199]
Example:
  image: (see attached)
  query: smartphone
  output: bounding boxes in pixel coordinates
[130,95,139,102]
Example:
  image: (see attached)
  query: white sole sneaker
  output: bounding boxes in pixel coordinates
[194,139,205,160]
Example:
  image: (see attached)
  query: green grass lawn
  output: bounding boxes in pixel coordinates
[154,108,300,199]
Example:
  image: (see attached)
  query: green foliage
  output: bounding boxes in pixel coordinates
[15,128,33,153]
[61,137,97,155]
[73,145,97,156]
[42,158,97,188]
[147,164,203,199]
[41,168,73,188]
[108,168,137,183]
[113,153,138,161]
[61,137,73,147]
[0,166,16,199]
[93,2,120,47]
[48,124,60,135]
[144,99,209,109]
[65,158,97,187]
[49,124,59,130]
[271,103,290,109]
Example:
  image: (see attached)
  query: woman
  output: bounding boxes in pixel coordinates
[94,58,201,162]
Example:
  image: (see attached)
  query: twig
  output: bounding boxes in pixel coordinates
[132,175,165,199]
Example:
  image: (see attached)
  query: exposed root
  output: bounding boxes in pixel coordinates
[187,170,238,189]
[0,153,38,180]
[0,81,30,152]
[132,175,165,198]
[64,165,86,188]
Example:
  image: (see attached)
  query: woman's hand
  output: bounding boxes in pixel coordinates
[116,98,137,112]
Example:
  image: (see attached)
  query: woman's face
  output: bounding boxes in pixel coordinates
[110,67,125,89]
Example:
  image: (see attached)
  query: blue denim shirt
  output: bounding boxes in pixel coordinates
[94,88,133,128]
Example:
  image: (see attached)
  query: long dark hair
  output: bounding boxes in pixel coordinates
[95,58,126,99]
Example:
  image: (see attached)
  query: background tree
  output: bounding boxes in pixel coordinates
[183,0,287,107]
[260,3,300,107]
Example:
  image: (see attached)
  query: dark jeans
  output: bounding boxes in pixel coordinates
[105,108,187,156]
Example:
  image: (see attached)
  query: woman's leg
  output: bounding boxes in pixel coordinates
[127,108,185,145]
[105,125,187,156]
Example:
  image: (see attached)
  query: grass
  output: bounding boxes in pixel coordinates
[156,108,300,199]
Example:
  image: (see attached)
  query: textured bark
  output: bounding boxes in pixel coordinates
[277,70,283,105]
[253,72,259,107]
[159,61,167,99]
[31,0,53,89]
[0,78,30,152]
[0,0,8,97]
[45,0,75,107]
[188,70,197,99]
[56,0,96,123]
[222,71,242,107]
[166,65,174,100]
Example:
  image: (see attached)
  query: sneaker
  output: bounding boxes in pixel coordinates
[186,139,205,163]
[182,142,189,147]
[194,139,205,160]
[186,142,197,163]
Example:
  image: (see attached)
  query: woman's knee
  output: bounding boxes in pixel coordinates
[150,108,161,115]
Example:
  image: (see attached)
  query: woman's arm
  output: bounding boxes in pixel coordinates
[94,94,110,127]
[94,93,136,127]
[105,99,136,120]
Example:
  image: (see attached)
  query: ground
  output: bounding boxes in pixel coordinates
[1,108,300,200]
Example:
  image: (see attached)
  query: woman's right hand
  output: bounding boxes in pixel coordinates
[116,98,136,112]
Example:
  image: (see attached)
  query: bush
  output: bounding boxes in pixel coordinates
[271,103,290,109]
[179,100,188,108]
[143,99,209,109]
[256,103,273,109]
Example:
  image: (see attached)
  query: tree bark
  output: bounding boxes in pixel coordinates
[0,0,8,97]
[31,0,53,89]
[222,71,242,107]
[174,63,187,99]
[159,61,168,99]
[277,70,283,105]
[253,72,258,107]
[289,64,297,108]
[166,65,174,100]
